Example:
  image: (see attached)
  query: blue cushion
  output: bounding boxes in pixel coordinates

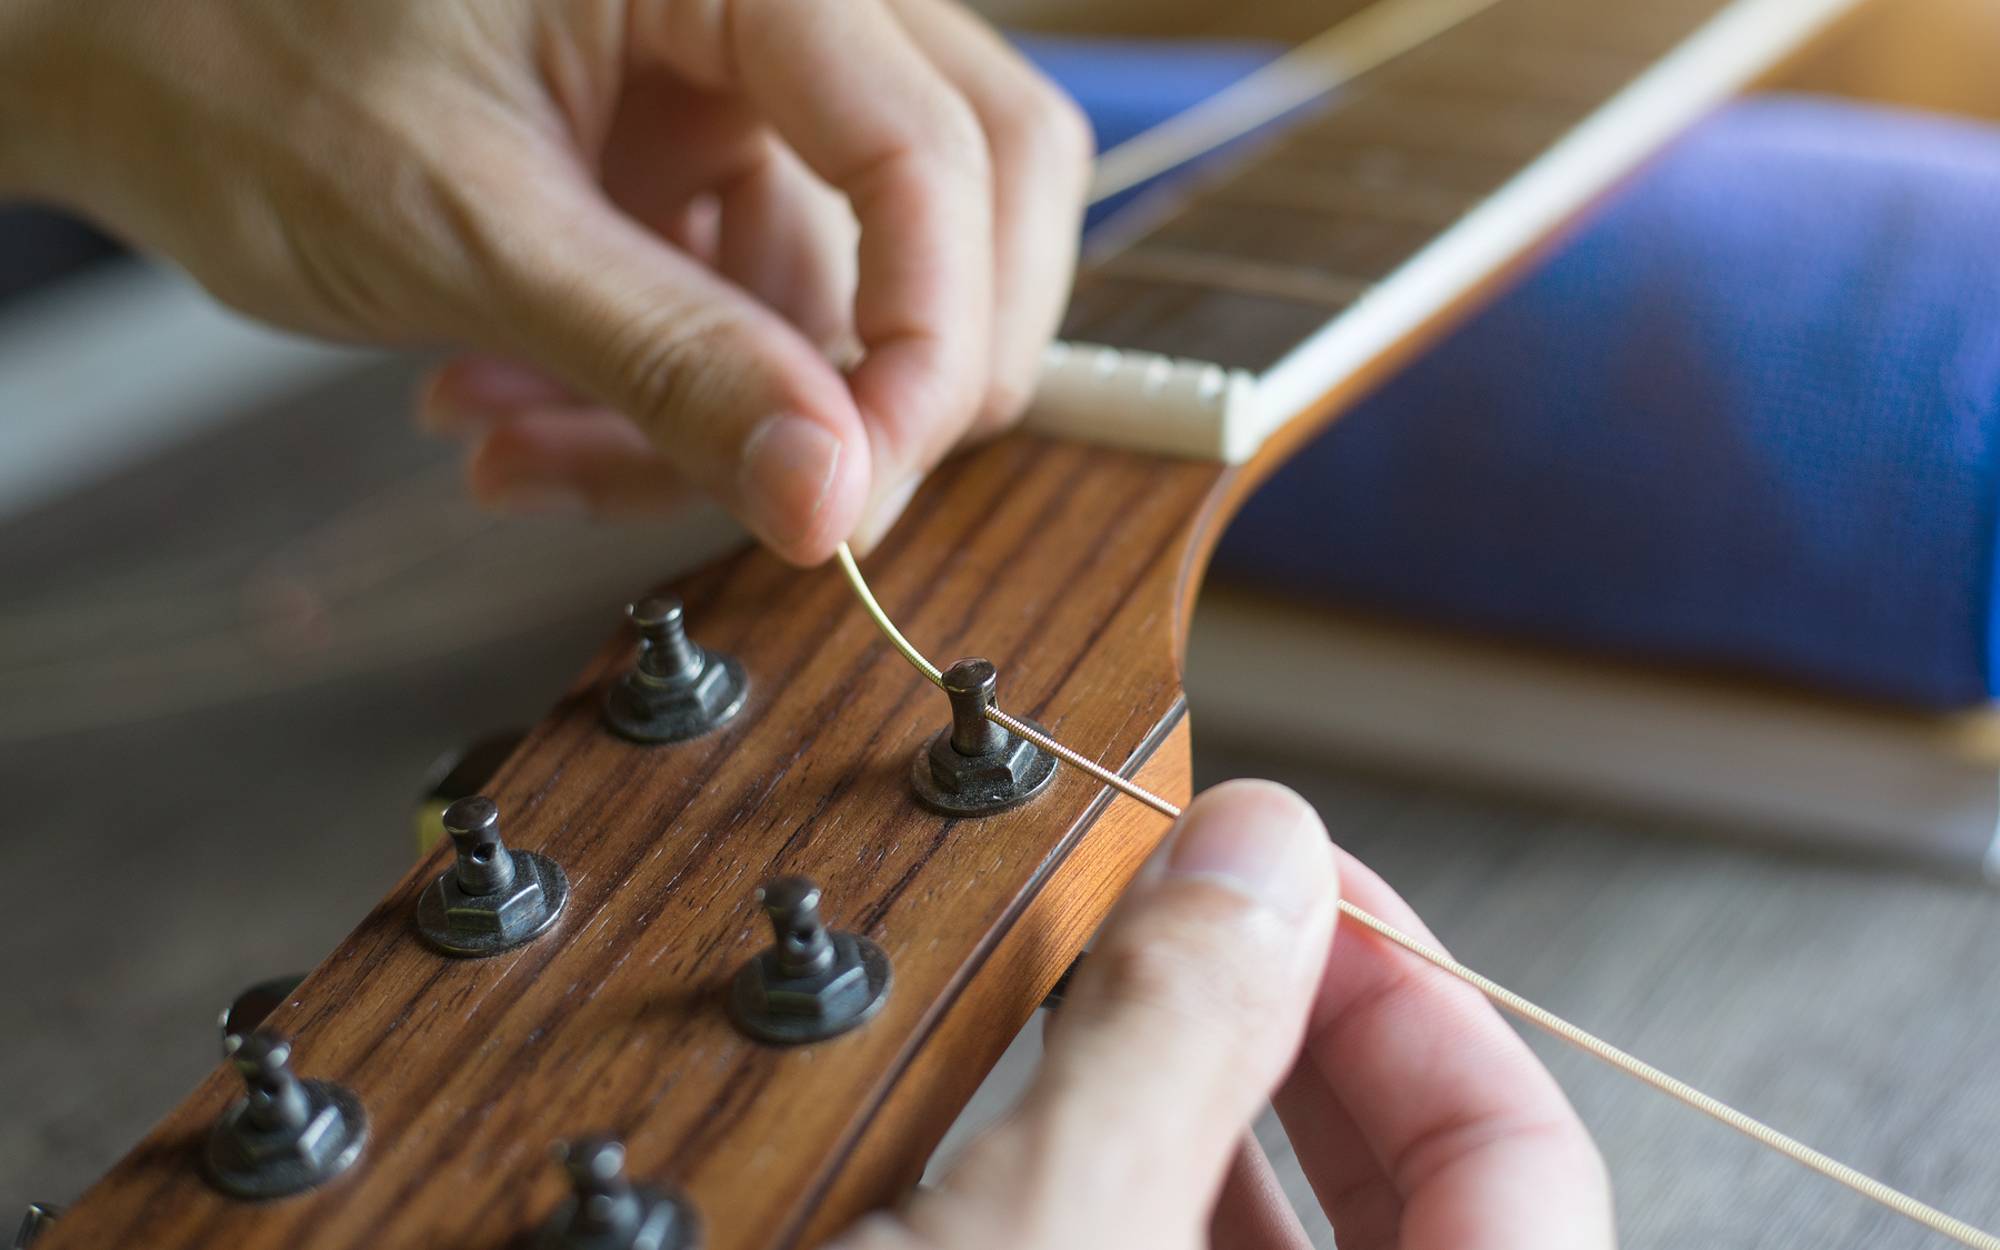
[1011,34,1285,229]
[1023,39,2000,708]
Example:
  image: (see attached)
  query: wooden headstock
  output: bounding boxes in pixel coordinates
[34,0,1869,1240]
[40,435,1230,1249]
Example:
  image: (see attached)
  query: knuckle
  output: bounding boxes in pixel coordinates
[990,79,1094,187]
[1093,892,1296,1032]
[927,95,992,183]
[1089,935,1220,1030]
[608,309,748,443]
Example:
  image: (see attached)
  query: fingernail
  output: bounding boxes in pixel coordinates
[848,473,922,554]
[1164,785,1324,921]
[740,414,842,548]
[483,483,588,516]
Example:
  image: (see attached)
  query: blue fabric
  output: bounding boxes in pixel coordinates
[1013,35,1285,229]
[1219,97,2000,707]
[1023,37,2000,708]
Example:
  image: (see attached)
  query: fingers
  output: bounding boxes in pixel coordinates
[631,0,994,542]
[1211,1136,1315,1250]
[716,140,858,352]
[420,356,580,436]
[1276,850,1613,1250]
[463,408,695,521]
[886,0,1092,438]
[461,167,868,562]
[906,782,1338,1248]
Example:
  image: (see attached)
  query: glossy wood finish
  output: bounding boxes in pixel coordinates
[41,440,1225,1250]
[41,0,1872,1244]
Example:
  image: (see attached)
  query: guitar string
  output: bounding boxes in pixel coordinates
[831,9,2000,1240]
[833,543,2000,1250]
[1087,0,1508,201]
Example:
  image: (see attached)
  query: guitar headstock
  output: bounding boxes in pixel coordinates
[40,434,1224,1250]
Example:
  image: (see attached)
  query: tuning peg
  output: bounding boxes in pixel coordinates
[603,595,748,744]
[12,1204,58,1248]
[217,975,305,1055]
[909,658,1056,816]
[537,1134,698,1250]
[202,1030,366,1200]
[415,795,570,957]
[730,876,891,1045]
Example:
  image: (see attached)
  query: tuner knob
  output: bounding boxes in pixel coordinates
[729,876,891,1045]
[537,1134,699,1250]
[415,796,570,957]
[908,658,1056,816]
[602,595,748,744]
[202,1029,367,1200]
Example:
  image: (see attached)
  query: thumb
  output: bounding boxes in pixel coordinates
[927,781,1338,1246]
[469,171,870,564]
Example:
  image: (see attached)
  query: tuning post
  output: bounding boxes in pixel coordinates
[729,876,891,1045]
[909,658,1056,816]
[415,796,569,957]
[202,1030,366,1200]
[12,1204,58,1248]
[537,1135,698,1250]
[603,596,748,744]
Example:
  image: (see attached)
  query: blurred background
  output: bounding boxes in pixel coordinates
[4,0,2000,1245]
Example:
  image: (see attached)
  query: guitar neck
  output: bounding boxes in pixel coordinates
[1034,0,1862,462]
[39,3,1862,1248]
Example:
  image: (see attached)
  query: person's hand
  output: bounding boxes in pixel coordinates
[0,0,1091,561]
[831,780,1614,1250]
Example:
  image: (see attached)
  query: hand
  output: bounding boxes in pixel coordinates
[831,780,1613,1250]
[0,0,1091,561]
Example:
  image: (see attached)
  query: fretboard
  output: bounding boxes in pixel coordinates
[1033,0,1861,460]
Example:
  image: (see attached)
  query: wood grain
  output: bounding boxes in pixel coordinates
[37,0,1885,1244]
[40,439,1226,1250]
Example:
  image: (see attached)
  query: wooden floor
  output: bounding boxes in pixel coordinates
[4,358,1999,1247]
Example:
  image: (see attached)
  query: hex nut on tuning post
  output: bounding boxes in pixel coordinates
[909,658,1056,817]
[415,796,569,957]
[536,1135,700,1250]
[730,876,891,1046]
[603,596,748,744]
[202,1031,367,1201]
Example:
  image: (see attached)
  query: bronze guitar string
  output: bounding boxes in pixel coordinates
[834,543,2000,1250]
[830,6,1999,1240]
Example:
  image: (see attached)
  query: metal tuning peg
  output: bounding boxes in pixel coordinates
[603,596,747,744]
[729,876,891,1045]
[12,1204,58,1249]
[909,658,1056,816]
[203,1030,366,1200]
[218,974,305,1055]
[415,795,569,957]
[537,1135,698,1250]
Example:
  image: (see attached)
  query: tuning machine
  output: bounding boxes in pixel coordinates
[203,1030,366,1200]
[910,658,1056,816]
[603,596,747,744]
[537,1135,699,1250]
[415,796,569,957]
[729,876,891,1045]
